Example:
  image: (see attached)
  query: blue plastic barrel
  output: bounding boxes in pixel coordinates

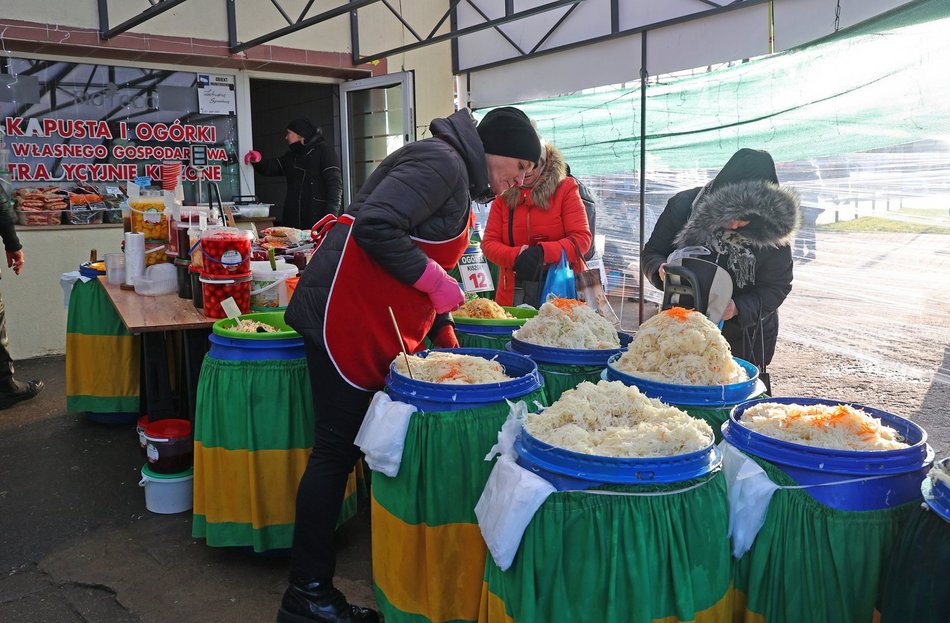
[922,458,950,523]
[515,427,721,490]
[508,332,633,365]
[723,397,934,511]
[207,333,305,360]
[384,348,543,411]
[605,355,761,406]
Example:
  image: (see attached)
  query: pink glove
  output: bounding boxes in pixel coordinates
[413,259,464,314]
[244,150,262,165]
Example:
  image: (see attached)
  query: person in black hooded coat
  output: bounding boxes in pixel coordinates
[246,118,343,229]
[642,148,801,374]
[275,107,541,623]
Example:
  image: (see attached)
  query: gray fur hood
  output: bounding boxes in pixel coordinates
[675,180,801,249]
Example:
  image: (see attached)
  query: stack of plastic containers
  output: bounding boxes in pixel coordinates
[198,227,253,319]
[139,418,194,514]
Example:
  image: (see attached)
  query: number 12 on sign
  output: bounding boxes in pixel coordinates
[458,252,494,293]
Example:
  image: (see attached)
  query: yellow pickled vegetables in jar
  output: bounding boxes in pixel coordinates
[129,197,168,241]
[144,243,168,267]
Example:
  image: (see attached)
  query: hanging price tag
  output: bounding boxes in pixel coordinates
[457,250,494,293]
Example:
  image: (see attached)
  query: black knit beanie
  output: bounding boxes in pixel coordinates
[477,107,542,165]
[287,118,318,141]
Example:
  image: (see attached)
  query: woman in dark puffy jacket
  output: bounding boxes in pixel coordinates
[642,148,801,378]
[246,118,343,229]
[277,107,541,623]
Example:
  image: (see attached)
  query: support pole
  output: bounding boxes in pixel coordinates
[638,32,647,325]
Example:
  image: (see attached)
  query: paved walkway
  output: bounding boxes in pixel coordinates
[0,356,375,623]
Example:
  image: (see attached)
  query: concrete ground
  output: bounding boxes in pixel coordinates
[0,356,375,623]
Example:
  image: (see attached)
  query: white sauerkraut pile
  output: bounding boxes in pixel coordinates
[454,298,514,320]
[392,351,511,384]
[613,307,747,385]
[740,402,908,451]
[232,319,279,333]
[525,380,713,458]
[513,297,619,349]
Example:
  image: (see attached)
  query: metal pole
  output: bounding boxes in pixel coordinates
[638,32,647,325]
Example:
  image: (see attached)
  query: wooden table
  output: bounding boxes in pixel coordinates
[98,277,213,420]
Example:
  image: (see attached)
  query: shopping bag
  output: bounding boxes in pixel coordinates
[540,250,576,301]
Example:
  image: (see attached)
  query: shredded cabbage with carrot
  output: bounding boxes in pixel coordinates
[525,380,713,458]
[513,297,619,349]
[614,307,747,385]
[740,402,908,451]
[453,298,514,319]
[392,351,510,384]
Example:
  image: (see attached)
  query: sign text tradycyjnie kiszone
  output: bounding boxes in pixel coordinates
[3,117,224,182]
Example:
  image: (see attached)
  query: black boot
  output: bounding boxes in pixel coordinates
[0,379,44,410]
[277,580,380,623]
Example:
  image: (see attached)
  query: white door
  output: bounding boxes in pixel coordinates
[339,71,415,207]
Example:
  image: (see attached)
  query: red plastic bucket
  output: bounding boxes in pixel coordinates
[144,418,194,474]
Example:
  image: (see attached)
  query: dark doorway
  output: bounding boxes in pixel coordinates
[248,78,338,225]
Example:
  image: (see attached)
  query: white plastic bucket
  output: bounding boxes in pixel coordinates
[139,465,194,514]
[250,260,298,311]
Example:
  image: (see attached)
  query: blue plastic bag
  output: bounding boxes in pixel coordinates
[540,250,576,302]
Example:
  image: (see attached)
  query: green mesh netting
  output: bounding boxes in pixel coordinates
[482,0,950,174]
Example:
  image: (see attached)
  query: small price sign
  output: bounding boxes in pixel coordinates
[457,250,494,293]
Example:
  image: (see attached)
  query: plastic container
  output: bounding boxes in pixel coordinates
[79,260,106,279]
[208,333,305,360]
[144,243,168,267]
[137,415,148,457]
[234,203,272,218]
[200,227,253,276]
[200,273,251,319]
[189,265,203,309]
[385,348,543,412]
[606,355,761,406]
[922,458,950,523]
[134,263,178,296]
[129,194,168,240]
[508,331,633,365]
[249,260,298,311]
[515,428,721,491]
[144,418,194,474]
[286,276,300,301]
[67,207,105,225]
[170,222,191,261]
[139,465,194,514]
[16,209,62,226]
[175,258,192,299]
[188,226,206,270]
[104,253,126,285]
[453,306,538,334]
[723,397,934,511]
[213,311,300,339]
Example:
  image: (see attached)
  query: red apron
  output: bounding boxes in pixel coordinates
[317,212,472,391]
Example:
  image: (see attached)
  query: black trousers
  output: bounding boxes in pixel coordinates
[0,290,17,391]
[289,336,372,583]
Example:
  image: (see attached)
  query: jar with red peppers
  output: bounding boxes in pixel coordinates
[199,227,253,277]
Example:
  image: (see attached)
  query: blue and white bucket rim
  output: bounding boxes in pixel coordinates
[508,332,633,365]
[922,458,950,524]
[723,396,932,475]
[605,354,761,406]
[385,347,543,411]
[515,425,721,489]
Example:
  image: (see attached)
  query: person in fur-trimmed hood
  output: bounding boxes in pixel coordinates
[482,142,592,306]
[642,148,801,369]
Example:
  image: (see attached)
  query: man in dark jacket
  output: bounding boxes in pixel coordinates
[277,107,541,623]
[642,148,800,372]
[244,118,343,229]
[0,193,44,409]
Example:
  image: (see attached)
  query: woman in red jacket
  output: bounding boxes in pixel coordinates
[481,141,592,306]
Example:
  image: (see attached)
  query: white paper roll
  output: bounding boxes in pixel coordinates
[124,232,145,286]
